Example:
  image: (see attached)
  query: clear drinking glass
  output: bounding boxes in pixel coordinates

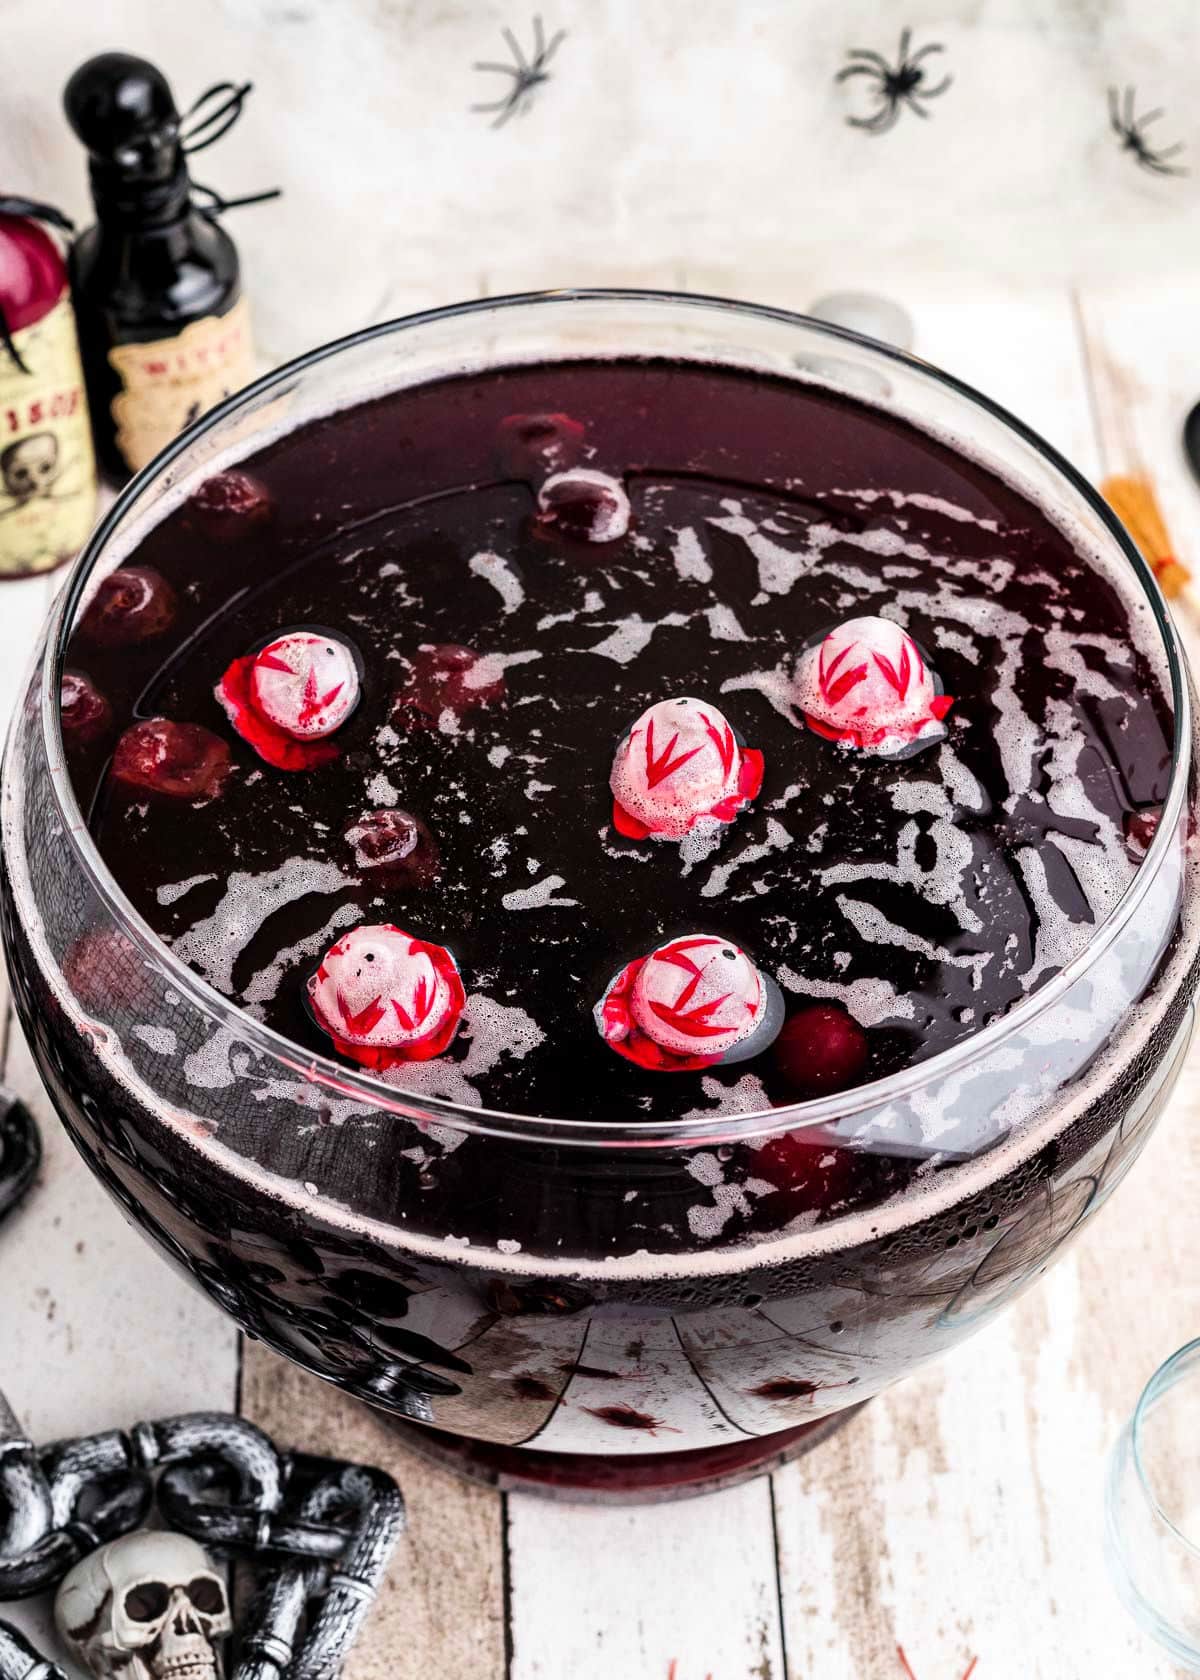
[2,290,1198,1498]
[1108,1339,1200,1669]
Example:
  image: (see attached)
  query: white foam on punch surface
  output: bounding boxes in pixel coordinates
[170,858,354,993]
[468,549,524,614]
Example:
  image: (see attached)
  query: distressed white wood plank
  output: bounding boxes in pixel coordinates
[769,282,1195,1679]
[508,1474,784,1680]
[240,1344,507,1680]
[1076,279,1200,675]
[0,573,56,753]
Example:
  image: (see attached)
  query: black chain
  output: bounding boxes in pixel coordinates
[0,1390,404,1679]
[0,1093,39,1228]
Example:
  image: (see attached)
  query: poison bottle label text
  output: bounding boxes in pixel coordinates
[108,295,255,473]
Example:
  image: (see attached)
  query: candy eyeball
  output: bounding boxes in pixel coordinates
[307,923,466,1069]
[610,696,763,841]
[248,632,361,740]
[215,628,361,771]
[596,934,783,1072]
[793,615,952,758]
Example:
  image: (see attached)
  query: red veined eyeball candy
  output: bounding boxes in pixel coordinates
[215,629,360,770]
[596,934,783,1072]
[307,924,466,1069]
[610,696,763,841]
[794,614,952,757]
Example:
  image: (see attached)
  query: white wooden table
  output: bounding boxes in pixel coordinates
[3,275,1199,1680]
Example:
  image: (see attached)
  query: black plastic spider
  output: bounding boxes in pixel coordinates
[472,17,565,129]
[1108,86,1187,177]
[836,28,952,134]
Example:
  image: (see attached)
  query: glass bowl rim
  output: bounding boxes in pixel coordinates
[36,285,1192,1149]
[1131,1335,1200,1561]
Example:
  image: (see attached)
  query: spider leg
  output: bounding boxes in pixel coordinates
[1141,154,1188,176]
[1153,141,1186,159]
[538,28,567,69]
[1107,86,1123,137]
[1124,85,1136,131]
[471,93,518,114]
[474,61,522,78]
[848,97,900,134]
[897,27,911,63]
[836,62,884,84]
[1137,107,1165,128]
[531,15,545,60]
[908,41,946,66]
[502,27,528,73]
[491,96,522,130]
[917,74,953,99]
[904,91,932,120]
[842,49,891,70]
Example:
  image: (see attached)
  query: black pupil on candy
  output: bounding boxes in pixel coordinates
[125,1583,170,1621]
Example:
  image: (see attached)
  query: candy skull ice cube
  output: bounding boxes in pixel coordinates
[216,628,361,770]
[610,696,764,840]
[308,923,465,1068]
[596,934,783,1072]
[793,614,952,757]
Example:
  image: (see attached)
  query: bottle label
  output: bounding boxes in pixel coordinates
[108,294,255,473]
[0,289,97,577]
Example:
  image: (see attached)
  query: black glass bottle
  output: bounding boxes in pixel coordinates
[64,53,256,483]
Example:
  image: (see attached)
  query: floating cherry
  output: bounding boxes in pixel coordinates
[346,809,440,886]
[78,566,177,647]
[535,468,631,545]
[1123,806,1162,858]
[393,643,506,727]
[497,411,586,477]
[111,718,232,800]
[610,696,763,841]
[772,1003,869,1095]
[596,934,783,1072]
[189,468,275,540]
[63,925,154,1017]
[60,670,111,746]
[307,923,466,1069]
[751,1129,856,1223]
[794,614,952,757]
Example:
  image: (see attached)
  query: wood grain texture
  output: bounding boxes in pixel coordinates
[508,1474,784,1680]
[239,1344,508,1680]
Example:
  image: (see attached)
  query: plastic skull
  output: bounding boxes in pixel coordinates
[55,1531,231,1680]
